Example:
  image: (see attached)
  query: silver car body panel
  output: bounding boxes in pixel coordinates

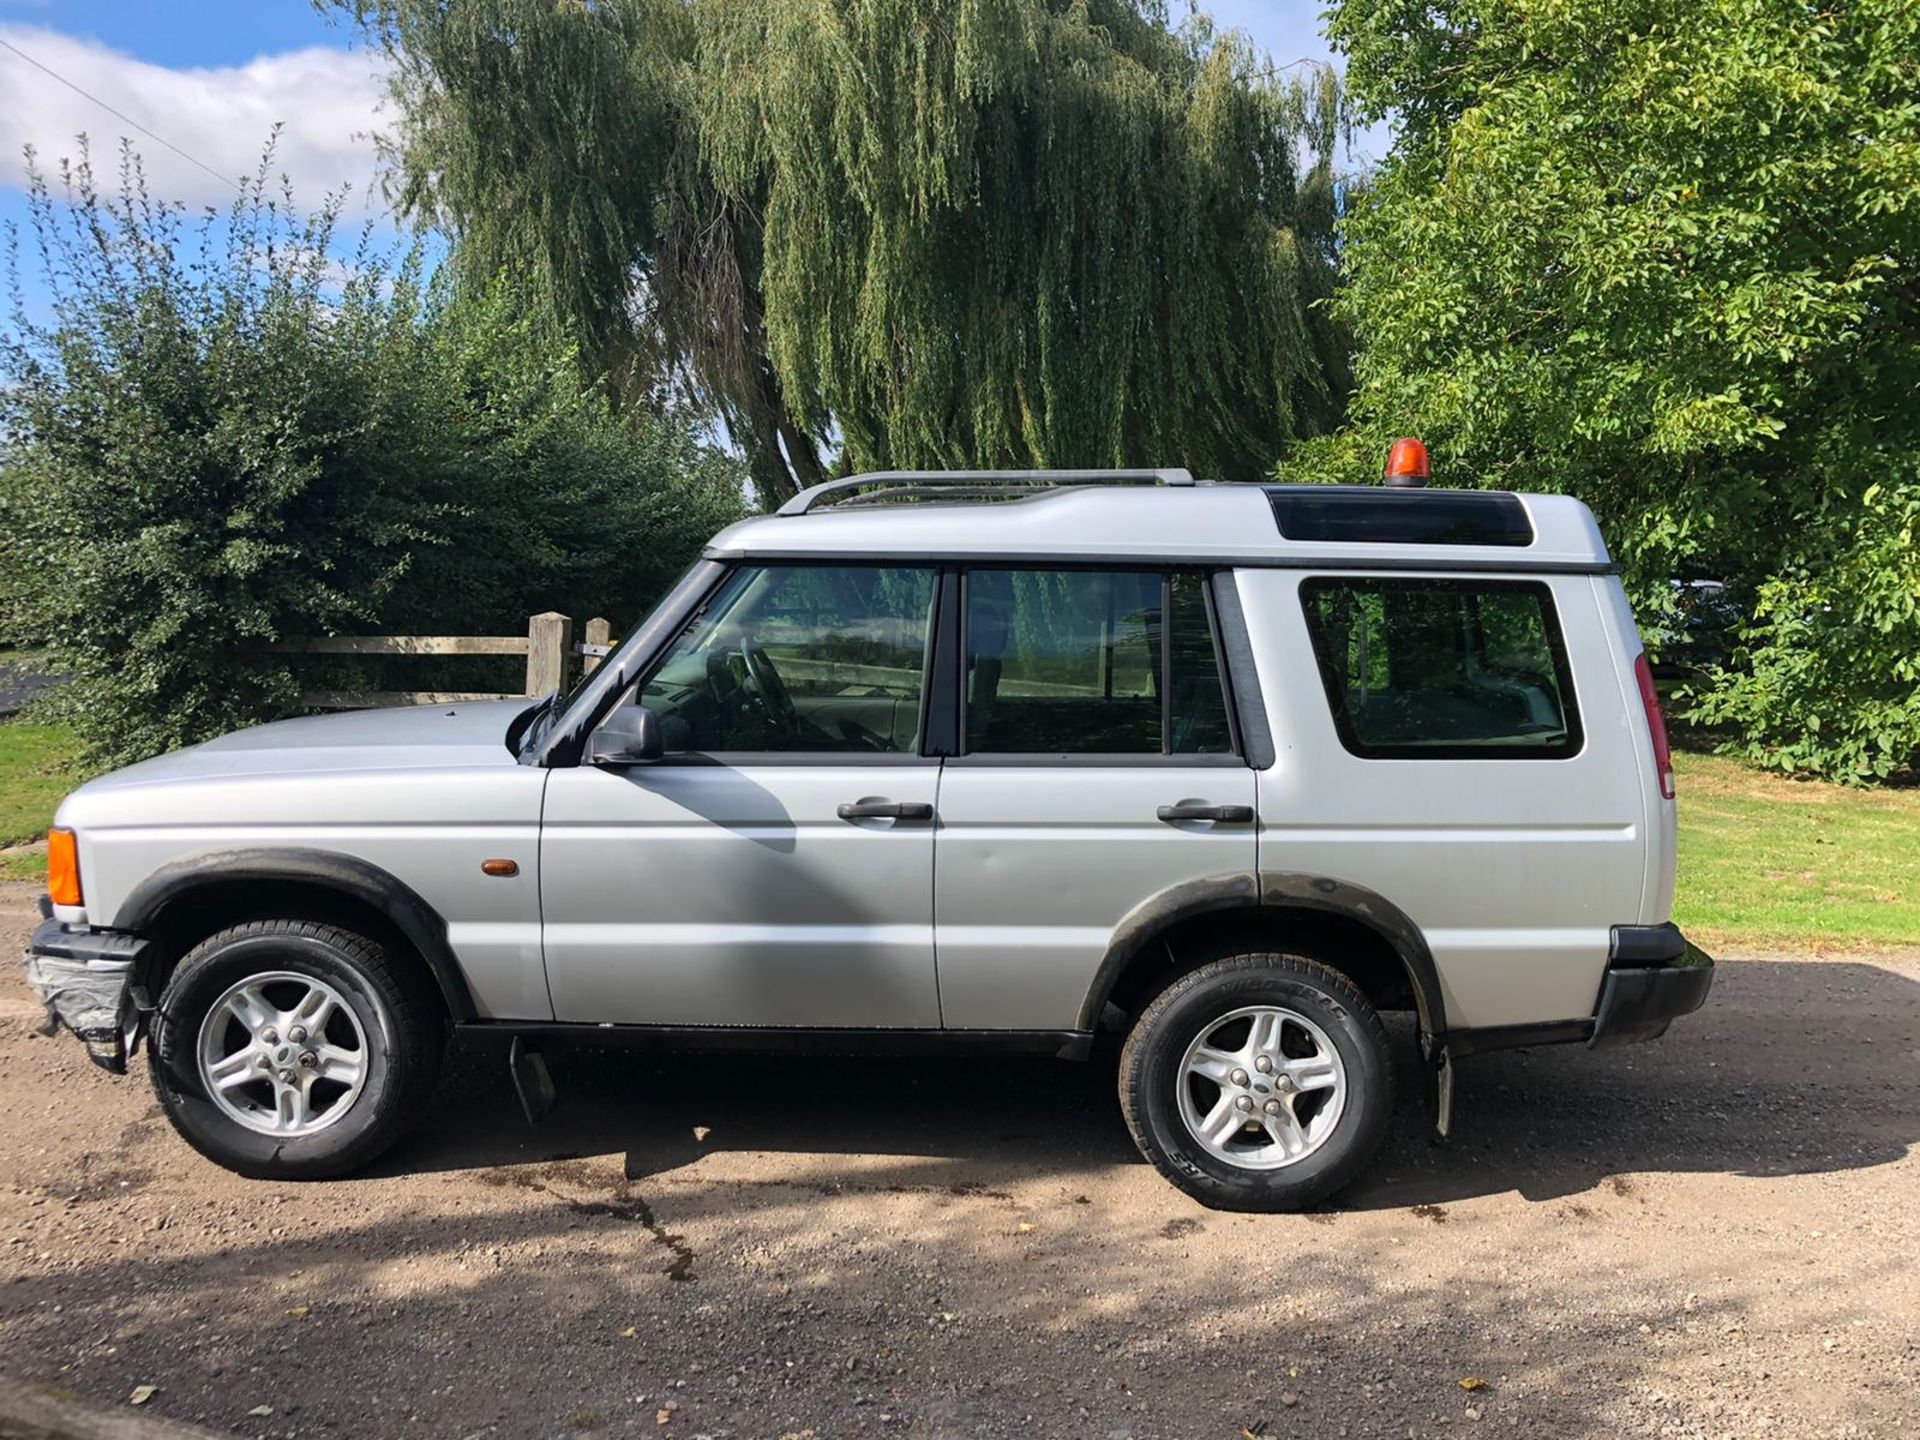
[540,762,941,1026]
[1235,569,1650,1030]
[43,484,1671,1044]
[54,702,551,1020]
[932,765,1256,1029]
[702,485,1614,570]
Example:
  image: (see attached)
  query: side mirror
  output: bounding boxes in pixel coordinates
[588,705,665,766]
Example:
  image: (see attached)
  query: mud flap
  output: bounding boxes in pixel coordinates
[509,1035,555,1126]
[1433,1046,1453,1139]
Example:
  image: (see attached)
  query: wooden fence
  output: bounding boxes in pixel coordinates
[270,612,616,710]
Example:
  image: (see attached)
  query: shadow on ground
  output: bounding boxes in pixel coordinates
[380,958,1920,1209]
[4,955,1914,1437]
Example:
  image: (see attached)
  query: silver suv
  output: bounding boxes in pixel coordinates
[25,463,1712,1211]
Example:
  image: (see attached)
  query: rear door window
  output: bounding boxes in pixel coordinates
[962,569,1236,756]
[1299,577,1581,758]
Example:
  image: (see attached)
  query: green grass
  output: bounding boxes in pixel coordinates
[0,721,84,882]
[1673,749,1920,954]
[1,719,1915,954]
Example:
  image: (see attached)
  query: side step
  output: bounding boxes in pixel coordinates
[508,1035,555,1125]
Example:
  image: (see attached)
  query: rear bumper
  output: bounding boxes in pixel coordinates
[1587,922,1714,1050]
[1440,922,1713,1057]
[22,899,148,1075]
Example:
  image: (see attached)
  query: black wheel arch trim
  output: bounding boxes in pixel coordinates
[112,848,478,1023]
[1078,870,1447,1036]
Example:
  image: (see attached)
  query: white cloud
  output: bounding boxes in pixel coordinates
[0,24,391,213]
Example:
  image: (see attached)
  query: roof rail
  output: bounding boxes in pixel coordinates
[776,467,1197,517]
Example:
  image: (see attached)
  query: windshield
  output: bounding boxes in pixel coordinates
[517,558,726,762]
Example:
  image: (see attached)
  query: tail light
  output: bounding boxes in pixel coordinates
[47,827,83,907]
[1632,654,1674,800]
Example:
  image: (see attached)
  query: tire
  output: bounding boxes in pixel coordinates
[1119,949,1393,1212]
[148,920,443,1180]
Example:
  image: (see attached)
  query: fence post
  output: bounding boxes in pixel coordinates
[526,612,572,695]
[583,617,612,675]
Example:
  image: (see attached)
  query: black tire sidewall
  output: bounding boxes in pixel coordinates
[1127,959,1393,1211]
[150,929,409,1178]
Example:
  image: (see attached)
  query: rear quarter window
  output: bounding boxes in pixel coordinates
[1300,577,1582,759]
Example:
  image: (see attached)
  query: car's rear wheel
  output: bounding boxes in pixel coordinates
[1119,949,1393,1212]
[149,920,442,1179]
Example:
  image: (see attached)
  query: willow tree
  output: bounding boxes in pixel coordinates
[345,0,1351,498]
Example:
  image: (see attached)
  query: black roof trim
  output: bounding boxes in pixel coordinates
[1264,486,1535,548]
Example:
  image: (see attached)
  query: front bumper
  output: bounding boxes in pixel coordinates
[1587,922,1714,1050]
[22,900,149,1074]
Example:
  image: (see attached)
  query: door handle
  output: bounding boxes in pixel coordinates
[1157,802,1255,824]
[837,799,935,821]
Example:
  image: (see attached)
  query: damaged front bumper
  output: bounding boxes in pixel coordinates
[22,898,149,1074]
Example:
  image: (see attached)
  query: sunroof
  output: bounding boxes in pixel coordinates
[1265,488,1534,547]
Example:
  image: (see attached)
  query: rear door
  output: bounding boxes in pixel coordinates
[933,568,1257,1030]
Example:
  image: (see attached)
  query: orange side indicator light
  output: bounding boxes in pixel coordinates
[480,858,520,878]
[47,828,82,907]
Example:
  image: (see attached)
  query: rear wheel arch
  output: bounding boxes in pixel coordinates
[115,850,476,1026]
[1084,871,1447,1037]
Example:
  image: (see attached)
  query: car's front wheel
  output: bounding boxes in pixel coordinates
[149,920,442,1179]
[1119,949,1393,1212]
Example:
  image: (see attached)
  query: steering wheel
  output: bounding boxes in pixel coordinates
[740,640,801,733]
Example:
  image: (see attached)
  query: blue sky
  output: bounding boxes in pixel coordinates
[1,0,1382,318]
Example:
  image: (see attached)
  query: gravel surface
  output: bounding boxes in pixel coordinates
[1,882,1915,1438]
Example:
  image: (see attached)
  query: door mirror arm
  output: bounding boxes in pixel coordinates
[588,705,665,766]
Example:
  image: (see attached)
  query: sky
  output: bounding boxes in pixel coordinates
[0,0,1385,317]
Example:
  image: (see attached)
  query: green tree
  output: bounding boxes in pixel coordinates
[344,0,1352,500]
[0,143,742,765]
[1300,0,1920,781]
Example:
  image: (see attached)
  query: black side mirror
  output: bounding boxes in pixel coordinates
[588,704,665,765]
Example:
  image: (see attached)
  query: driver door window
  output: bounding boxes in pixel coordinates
[638,565,936,754]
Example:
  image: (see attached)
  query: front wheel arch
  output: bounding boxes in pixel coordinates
[115,850,475,1026]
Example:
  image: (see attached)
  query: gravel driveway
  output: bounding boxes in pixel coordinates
[1,882,1915,1438]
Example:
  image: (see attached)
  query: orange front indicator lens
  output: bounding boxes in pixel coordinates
[47,828,82,907]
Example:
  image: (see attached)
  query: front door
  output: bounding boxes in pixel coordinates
[540,563,943,1027]
[933,568,1258,1030]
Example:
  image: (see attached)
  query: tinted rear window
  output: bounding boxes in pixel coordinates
[1300,577,1581,759]
[1267,489,1534,547]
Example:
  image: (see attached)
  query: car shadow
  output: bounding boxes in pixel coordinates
[375,958,1920,1209]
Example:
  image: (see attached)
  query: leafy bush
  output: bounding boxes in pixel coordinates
[1689,483,1920,782]
[1298,0,1920,782]
[0,144,743,765]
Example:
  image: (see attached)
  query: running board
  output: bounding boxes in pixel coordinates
[462,1021,1094,1062]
